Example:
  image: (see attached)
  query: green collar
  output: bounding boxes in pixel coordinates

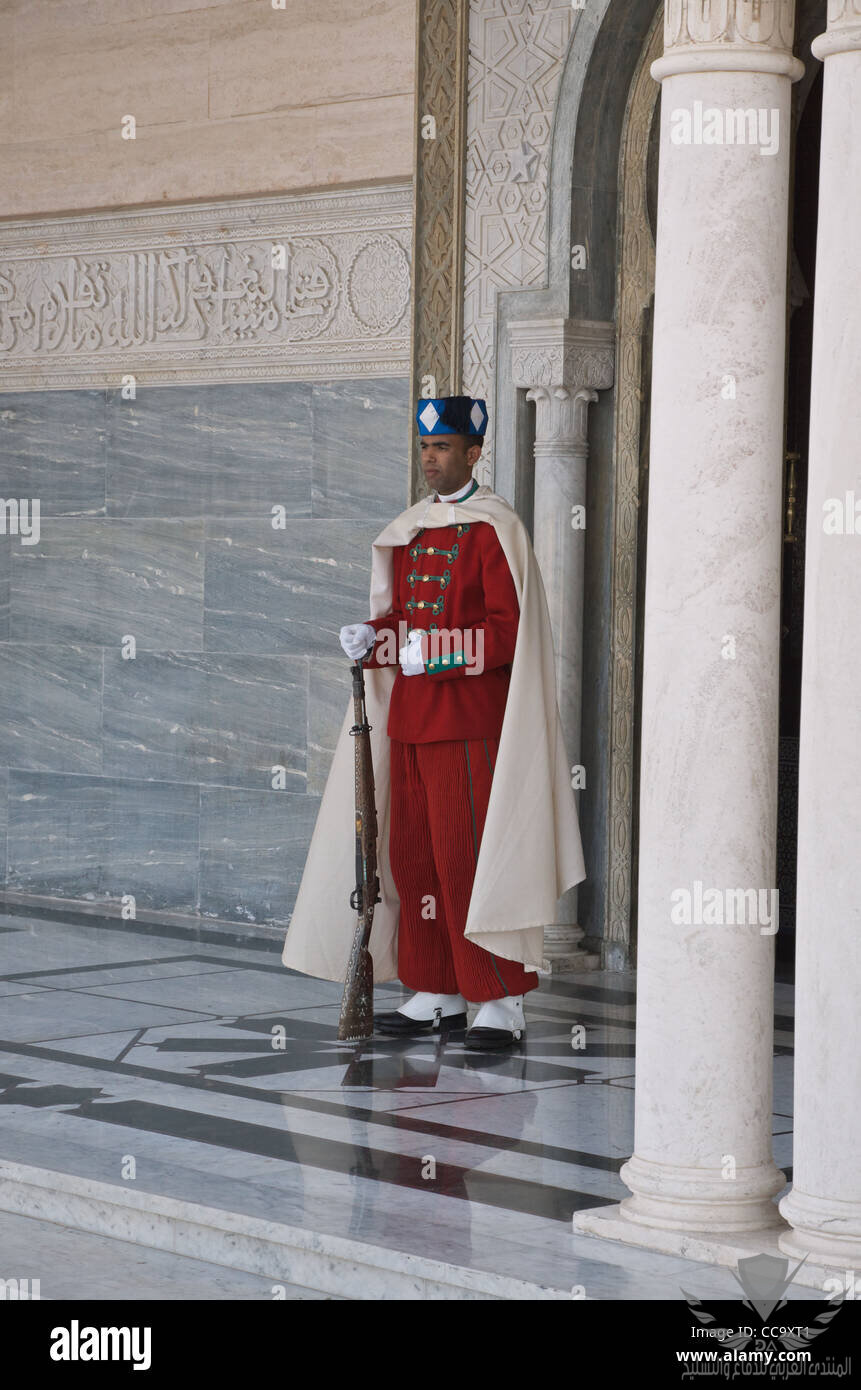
[436,476,479,505]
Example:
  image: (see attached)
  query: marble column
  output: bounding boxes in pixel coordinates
[575,2,803,1244]
[511,318,614,968]
[778,3,861,1271]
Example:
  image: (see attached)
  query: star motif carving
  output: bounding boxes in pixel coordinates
[508,140,539,183]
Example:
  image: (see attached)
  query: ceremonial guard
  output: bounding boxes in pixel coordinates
[282,397,585,1050]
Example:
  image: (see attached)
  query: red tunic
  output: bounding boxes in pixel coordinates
[364,514,520,743]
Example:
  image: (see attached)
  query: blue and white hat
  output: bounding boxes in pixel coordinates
[415,396,488,437]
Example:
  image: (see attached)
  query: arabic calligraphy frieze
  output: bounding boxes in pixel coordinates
[0,240,342,353]
[0,187,412,389]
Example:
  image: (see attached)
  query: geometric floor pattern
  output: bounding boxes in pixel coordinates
[0,910,799,1298]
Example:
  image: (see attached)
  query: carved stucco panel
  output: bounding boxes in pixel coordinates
[512,345,615,392]
[462,0,576,483]
[605,9,663,949]
[409,0,470,502]
[0,186,412,390]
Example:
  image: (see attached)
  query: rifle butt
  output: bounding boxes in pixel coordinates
[337,941,374,1042]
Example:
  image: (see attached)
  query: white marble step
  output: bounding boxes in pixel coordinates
[0,1159,573,1301]
[0,1207,338,1300]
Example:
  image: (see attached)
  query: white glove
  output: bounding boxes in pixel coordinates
[340,622,377,660]
[399,628,426,676]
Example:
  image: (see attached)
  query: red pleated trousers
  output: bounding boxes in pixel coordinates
[389,737,539,1002]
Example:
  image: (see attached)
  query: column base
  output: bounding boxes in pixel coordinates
[537,924,599,974]
[571,1204,853,1293]
[778,1188,861,1268]
[618,1153,787,1233]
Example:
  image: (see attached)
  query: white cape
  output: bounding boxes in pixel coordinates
[281,485,586,980]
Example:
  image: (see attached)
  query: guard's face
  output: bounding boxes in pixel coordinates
[419,434,482,495]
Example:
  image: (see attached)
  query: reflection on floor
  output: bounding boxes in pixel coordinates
[0,910,797,1299]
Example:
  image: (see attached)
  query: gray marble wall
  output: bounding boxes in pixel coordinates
[0,379,409,926]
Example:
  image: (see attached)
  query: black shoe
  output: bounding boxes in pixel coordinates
[464,1025,526,1051]
[373,1008,468,1037]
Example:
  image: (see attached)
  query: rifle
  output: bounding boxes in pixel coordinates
[337,649,381,1041]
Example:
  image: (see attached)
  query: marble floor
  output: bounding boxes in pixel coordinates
[0,908,799,1299]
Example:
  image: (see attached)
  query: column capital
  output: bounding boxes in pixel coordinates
[652,0,804,81]
[525,384,598,454]
[812,1,861,59]
[510,317,615,393]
